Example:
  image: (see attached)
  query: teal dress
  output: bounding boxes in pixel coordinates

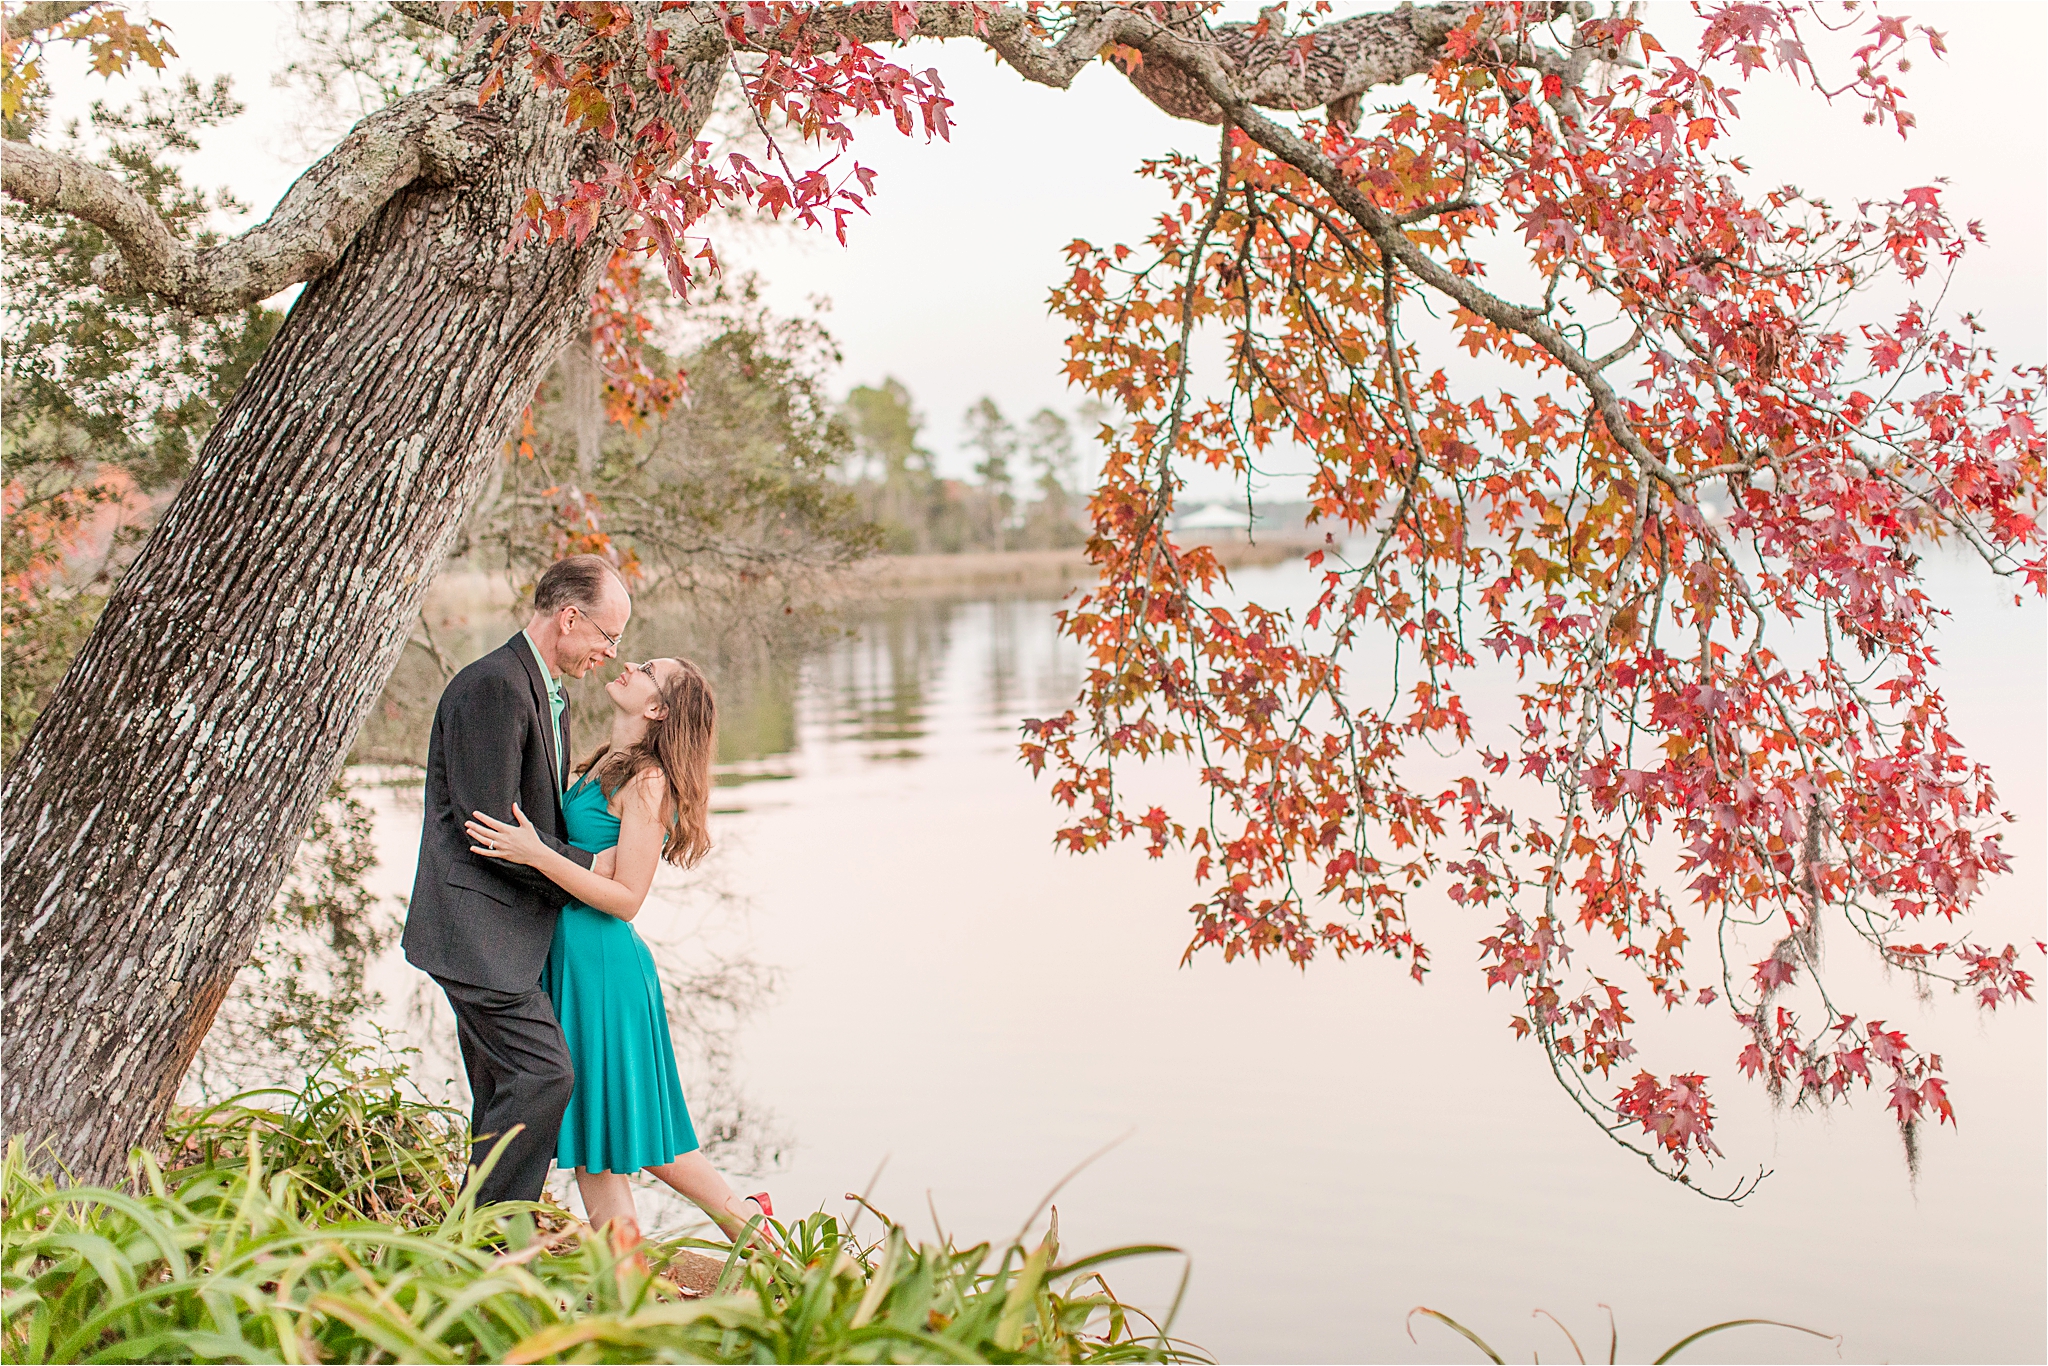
[544,774,700,1174]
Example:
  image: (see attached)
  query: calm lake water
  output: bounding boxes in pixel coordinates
[348,555,2044,1364]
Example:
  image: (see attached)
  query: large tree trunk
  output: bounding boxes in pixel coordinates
[0,59,712,1186]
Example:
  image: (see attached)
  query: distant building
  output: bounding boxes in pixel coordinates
[1173,502,1251,543]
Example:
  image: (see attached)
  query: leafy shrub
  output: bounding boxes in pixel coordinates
[1,1061,1200,1364]
[162,1051,466,1227]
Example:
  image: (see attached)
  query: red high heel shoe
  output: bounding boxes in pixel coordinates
[741,1192,786,1257]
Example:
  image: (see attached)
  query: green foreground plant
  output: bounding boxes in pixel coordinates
[1,1060,1200,1364]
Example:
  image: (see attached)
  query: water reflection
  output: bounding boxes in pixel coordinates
[351,573,822,777]
[811,602,950,757]
[794,596,1083,765]
[353,578,1083,783]
[704,556,2039,1365]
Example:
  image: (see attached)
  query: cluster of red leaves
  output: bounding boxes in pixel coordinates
[504,403,639,579]
[1695,0,1943,134]
[0,469,139,615]
[541,480,642,583]
[1030,2,2042,1185]
[588,245,687,428]
[1617,1069,1721,1162]
[471,1,957,295]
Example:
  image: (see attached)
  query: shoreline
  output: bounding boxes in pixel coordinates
[427,538,1331,611]
[842,536,1329,598]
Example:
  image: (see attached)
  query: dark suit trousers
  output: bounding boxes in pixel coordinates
[436,975,575,1206]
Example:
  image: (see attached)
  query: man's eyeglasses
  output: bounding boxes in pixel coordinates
[570,608,620,652]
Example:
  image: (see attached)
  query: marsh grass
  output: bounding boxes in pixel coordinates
[1,1056,1201,1363]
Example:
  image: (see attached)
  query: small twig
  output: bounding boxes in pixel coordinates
[410,613,460,683]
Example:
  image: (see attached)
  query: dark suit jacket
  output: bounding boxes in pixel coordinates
[402,635,595,992]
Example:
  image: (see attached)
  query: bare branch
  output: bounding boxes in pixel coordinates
[409,612,459,683]
[710,3,1118,82]
[1394,195,1477,224]
[1589,324,1646,372]
[759,3,1587,126]
[3,138,184,280]
[2,1,96,43]
[2,83,494,313]
[388,1,464,36]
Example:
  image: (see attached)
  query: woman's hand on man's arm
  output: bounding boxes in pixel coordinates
[466,793,654,921]
[441,670,595,884]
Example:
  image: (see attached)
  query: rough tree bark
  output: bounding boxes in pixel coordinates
[0,0,1540,1185]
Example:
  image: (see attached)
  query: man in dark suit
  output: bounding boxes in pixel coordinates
[403,554,631,1205]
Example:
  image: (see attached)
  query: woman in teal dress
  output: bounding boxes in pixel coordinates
[465,656,768,1243]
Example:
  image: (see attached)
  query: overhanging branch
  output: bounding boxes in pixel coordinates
[5,1,1594,316]
[747,3,1587,127]
[2,82,493,313]
[388,1,465,36]
[2,1,98,42]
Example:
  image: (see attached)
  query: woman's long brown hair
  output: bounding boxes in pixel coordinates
[576,657,716,867]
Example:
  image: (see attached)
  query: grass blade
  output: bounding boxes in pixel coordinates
[1408,1306,1506,1364]
[1653,1317,1838,1363]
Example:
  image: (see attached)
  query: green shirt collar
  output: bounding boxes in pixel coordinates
[520,629,563,699]
[522,629,568,789]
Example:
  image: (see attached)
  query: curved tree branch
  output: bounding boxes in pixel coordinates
[1,1,98,42]
[840,4,1631,469]
[388,0,465,36]
[881,2,1583,122]
[1109,2,1577,126]
[2,80,496,313]
[727,3,1584,127]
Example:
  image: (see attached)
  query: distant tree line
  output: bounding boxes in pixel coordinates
[841,380,1096,555]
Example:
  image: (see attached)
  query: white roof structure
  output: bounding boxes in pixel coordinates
[1174,502,1249,531]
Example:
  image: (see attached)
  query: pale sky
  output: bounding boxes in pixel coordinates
[42,1,2048,492]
